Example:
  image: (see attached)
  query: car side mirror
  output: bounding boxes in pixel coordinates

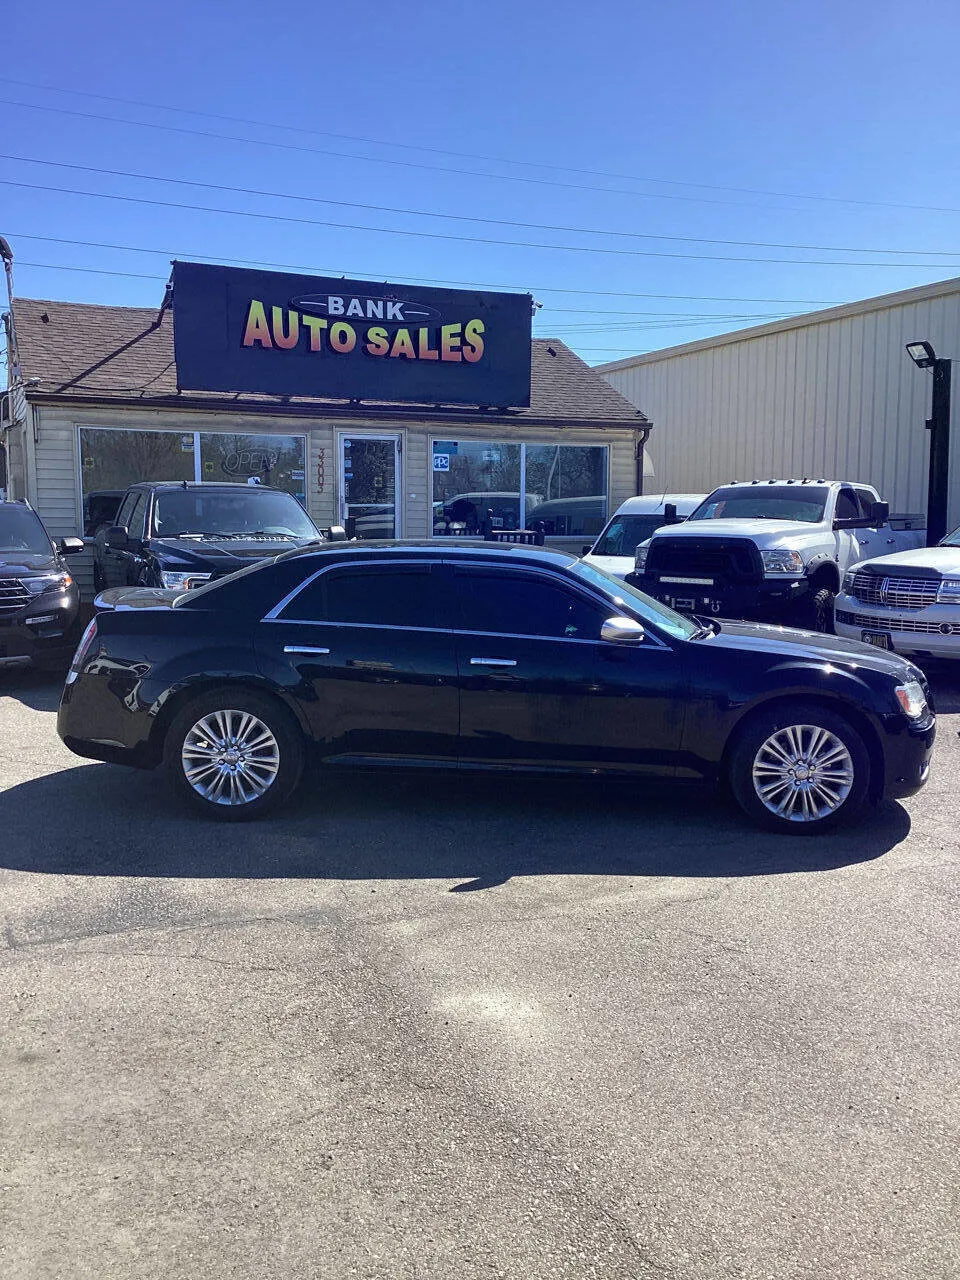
[581,544,592,555]
[870,500,890,526]
[663,502,679,525]
[105,525,130,550]
[58,536,85,555]
[832,516,856,531]
[325,525,348,542]
[601,616,646,645]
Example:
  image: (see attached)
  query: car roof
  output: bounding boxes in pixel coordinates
[127,481,294,493]
[611,494,706,515]
[276,539,579,570]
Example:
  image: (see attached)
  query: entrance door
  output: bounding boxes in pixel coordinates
[339,435,400,539]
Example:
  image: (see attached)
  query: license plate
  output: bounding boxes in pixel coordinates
[861,630,892,650]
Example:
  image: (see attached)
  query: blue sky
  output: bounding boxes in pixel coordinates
[3,0,960,368]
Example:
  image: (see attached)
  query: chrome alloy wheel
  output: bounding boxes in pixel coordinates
[181,709,281,806]
[751,724,855,823]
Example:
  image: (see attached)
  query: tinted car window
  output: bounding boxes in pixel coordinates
[127,493,148,540]
[115,491,139,531]
[0,505,52,555]
[591,514,665,556]
[456,569,605,640]
[281,564,450,629]
[835,489,859,521]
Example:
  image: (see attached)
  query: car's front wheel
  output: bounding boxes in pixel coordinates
[728,702,870,833]
[163,688,305,821]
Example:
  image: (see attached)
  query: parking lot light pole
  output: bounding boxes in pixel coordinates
[906,341,953,547]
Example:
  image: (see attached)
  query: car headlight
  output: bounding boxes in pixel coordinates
[634,546,649,572]
[22,573,73,595]
[842,569,856,593]
[894,680,927,719]
[937,578,960,602]
[760,549,805,577]
[161,570,212,590]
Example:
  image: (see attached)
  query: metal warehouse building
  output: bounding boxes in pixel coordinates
[600,275,960,530]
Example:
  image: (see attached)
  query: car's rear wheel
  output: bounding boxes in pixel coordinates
[728,702,870,833]
[163,688,305,821]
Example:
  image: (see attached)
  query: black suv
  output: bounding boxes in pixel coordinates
[93,482,326,594]
[0,500,84,668]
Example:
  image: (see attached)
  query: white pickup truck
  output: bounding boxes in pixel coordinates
[628,479,926,630]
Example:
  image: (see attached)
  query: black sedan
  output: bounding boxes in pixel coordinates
[58,543,936,833]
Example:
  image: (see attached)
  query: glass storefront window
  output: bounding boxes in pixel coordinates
[431,441,522,536]
[198,433,306,502]
[79,428,307,521]
[431,440,607,537]
[524,445,608,538]
[79,427,194,497]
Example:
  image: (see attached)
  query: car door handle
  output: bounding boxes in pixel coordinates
[469,657,517,667]
[283,645,331,655]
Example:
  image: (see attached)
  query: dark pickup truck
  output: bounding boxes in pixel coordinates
[92,481,331,594]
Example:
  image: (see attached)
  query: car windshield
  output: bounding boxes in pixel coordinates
[0,505,52,555]
[591,514,670,557]
[570,560,700,641]
[151,489,319,540]
[941,525,960,547]
[687,486,829,523]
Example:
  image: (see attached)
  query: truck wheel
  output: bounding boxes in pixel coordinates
[794,585,835,633]
[728,702,870,834]
[163,687,305,821]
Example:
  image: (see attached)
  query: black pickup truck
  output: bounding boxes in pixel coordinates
[92,482,331,594]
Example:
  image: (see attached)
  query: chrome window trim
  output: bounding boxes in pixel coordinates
[262,553,673,650]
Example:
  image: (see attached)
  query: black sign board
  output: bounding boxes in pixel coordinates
[172,262,533,407]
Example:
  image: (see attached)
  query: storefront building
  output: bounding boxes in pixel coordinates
[3,265,649,598]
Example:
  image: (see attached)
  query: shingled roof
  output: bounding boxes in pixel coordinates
[10,297,646,428]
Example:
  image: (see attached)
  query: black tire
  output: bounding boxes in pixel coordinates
[728,701,871,834]
[793,584,835,633]
[162,686,305,821]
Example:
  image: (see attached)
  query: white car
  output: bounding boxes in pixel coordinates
[834,525,960,658]
[581,493,706,580]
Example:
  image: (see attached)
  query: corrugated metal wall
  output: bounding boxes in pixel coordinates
[602,287,960,527]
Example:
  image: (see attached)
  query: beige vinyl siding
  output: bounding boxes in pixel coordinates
[25,402,639,598]
[601,279,960,528]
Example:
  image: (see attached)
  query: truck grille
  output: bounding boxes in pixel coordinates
[0,577,30,617]
[848,572,940,609]
[646,536,762,585]
[836,609,960,635]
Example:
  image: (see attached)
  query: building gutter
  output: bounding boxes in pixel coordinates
[22,391,645,433]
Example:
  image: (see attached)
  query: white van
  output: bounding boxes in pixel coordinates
[581,493,706,580]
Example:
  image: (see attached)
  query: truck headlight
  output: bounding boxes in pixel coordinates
[937,578,960,602]
[894,681,927,720]
[842,569,856,593]
[161,571,212,590]
[634,546,649,572]
[760,549,805,577]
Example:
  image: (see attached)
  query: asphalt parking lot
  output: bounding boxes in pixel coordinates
[1,667,959,1280]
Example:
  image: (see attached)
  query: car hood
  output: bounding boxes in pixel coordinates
[0,551,58,574]
[851,545,960,576]
[151,535,317,570]
[702,618,921,679]
[652,519,820,543]
[581,552,633,580]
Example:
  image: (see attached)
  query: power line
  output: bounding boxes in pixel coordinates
[5,232,844,305]
[6,178,960,268]
[3,76,958,216]
[11,259,797,325]
[4,153,958,259]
